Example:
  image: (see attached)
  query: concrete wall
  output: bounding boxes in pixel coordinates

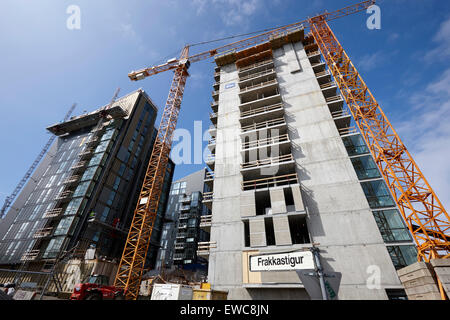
[208,40,402,300]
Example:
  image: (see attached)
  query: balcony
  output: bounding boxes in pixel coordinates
[178,223,188,230]
[212,90,219,101]
[56,190,73,202]
[211,101,218,112]
[43,208,63,219]
[238,58,274,75]
[338,126,358,136]
[208,138,216,151]
[242,172,299,191]
[179,195,191,204]
[208,125,217,138]
[241,154,294,171]
[326,95,344,112]
[239,67,276,85]
[203,192,213,210]
[33,227,53,239]
[197,241,217,260]
[174,243,185,250]
[70,160,87,171]
[315,70,331,84]
[205,155,215,169]
[307,50,321,61]
[21,250,40,261]
[176,232,187,239]
[239,90,282,112]
[85,136,100,148]
[78,148,95,160]
[63,175,81,186]
[180,204,191,212]
[240,117,287,135]
[311,61,326,73]
[200,215,212,232]
[210,112,217,125]
[241,133,290,152]
[173,253,185,261]
[240,102,284,126]
[320,81,337,98]
[331,109,351,130]
[239,79,278,98]
[213,81,219,91]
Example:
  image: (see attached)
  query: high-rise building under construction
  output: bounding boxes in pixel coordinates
[204,28,417,300]
[0,89,174,281]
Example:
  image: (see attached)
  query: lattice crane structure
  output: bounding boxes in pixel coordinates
[115,0,449,299]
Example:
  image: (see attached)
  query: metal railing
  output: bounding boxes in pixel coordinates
[21,250,40,261]
[240,79,278,93]
[197,241,217,256]
[315,70,330,78]
[307,50,320,57]
[320,81,336,89]
[205,171,214,180]
[239,58,273,73]
[331,109,349,118]
[241,133,289,150]
[241,154,293,170]
[338,126,358,136]
[203,192,213,201]
[241,117,286,133]
[70,161,87,171]
[200,215,212,227]
[239,67,276,82]
[240,102,283,118]
[42,208,63,219]
[242,173,299,191]
[33,227,53,238]
[56,190,73,200]
[326,95,343,103]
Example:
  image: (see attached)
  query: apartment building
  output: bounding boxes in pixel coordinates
[155,168,211,276]
[205,27,417,300]
[0,89,173,277]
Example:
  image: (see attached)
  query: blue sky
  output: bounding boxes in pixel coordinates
[0,0,449,209]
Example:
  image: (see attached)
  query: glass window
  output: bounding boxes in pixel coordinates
[118,163,126,176]
[351,155,381,180]
[107,190,116,206]
[387,245,417,270]
[81,166,99,182]
[64,197,84,215]
[342,134,370,156]
[112,177,121,191]
[54,216,75,236]
[73,181,90,197]
[373,209,412,243]
[100,207,110,222]
[361,180,395,209]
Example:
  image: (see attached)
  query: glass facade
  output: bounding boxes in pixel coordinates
[361,180,396,209]
[342,134,370,156]
[372,209,412,243]
[351,155,381,180]
[387,245,418,270]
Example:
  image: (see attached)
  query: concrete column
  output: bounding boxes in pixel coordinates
[291,185,305,212]
[240,191,256,217]
[249,219,266,247]
[269,188,287,214]
[273,215,292,246]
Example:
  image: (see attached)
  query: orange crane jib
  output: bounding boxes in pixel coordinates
[115,0,449,300]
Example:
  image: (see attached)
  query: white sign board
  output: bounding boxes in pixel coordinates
[249,251,315,272]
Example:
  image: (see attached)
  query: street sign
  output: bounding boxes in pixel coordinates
[297,271,342,300]
[249,250,315,272]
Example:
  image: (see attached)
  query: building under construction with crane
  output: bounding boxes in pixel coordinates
[0,0,448,300]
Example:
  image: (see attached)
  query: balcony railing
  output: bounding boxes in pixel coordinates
[197,241,217,257]
[210,112,217,119]
[205,170,214,181]
[179,195,191,203]
[176,232,187,239]
[241,117,286,133]
[56,190,73,201]
[70,161,87,171]
[239,67,275,82]
[180,205,191,211]
[43,208,63,219]
[320,81,336,90]
[315,70,330,78]
[326,95,343,104]
[242,133,289,150]
[205,155,215,163]
[21,250,40,261]
[240,79,278,93]
[239,58,273,73]
[307,50,320,58]
[241,154,294,170]
[242,173,299,191]
[33,227,53,238]
[240,102,283,118]
[331,110,349,118]
[338,126,358,136]
[200,215,212,228]
[203,192,213,202]
[63,175,81,185]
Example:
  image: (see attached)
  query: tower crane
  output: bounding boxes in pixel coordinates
[115,0,449,300]
[0,103,77,219]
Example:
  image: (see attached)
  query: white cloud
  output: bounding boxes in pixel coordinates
[424,16,450,62]
[192,0,261,27]
[357,50,397,72]
[395,67,450,210]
